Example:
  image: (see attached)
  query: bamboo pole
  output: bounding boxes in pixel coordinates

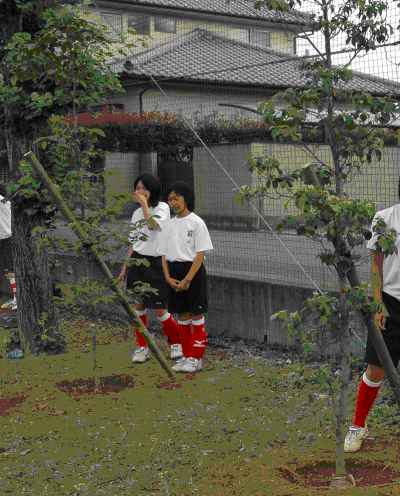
[25,151,175,380]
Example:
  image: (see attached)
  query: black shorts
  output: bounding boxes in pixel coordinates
[365,291,400,368]
[167,261,208,315]
[126,253,168,309]
[0,237,13,273]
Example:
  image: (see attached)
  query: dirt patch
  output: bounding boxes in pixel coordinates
[280,460,400,488]
[56,374,135,398]
[0,395,26,416]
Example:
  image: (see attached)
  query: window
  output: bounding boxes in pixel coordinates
[250,30,271,48]
[128,14,151,35]
[154,17,176,34]
[100,12,123,40]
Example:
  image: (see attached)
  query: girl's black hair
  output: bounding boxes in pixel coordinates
[169,181,195,211]
[134,174,161,208]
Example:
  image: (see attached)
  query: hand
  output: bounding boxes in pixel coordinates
[167,277,180,290]
[117,266,127,284]
[374,311,386,331]
[176,278,191,291]
[133,192,149,208]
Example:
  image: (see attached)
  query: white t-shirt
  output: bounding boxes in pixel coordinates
[0,195,11,240]
[129,201,170,256]
[367,204,400,301]
[159,212,213,262]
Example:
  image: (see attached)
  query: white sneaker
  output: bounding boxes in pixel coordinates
[176,357,202,373]
[131,347,150,363]
[1,298,15,309]
[170,344,183,360]
[172,358,187,372]
[344,426,369,453]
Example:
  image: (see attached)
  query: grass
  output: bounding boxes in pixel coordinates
[0,319,399,496]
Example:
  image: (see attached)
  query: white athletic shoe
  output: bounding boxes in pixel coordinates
[1,298,15,310]
[170,344,183,360]
[344,426,369,453]
[131,347,150,363]
[172,357,187,372]
[175,357,203,373]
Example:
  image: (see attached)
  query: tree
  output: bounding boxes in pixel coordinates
[241,0,400,486]
[0,1,123,353]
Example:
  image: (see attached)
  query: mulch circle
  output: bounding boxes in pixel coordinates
[0,395,26,416]
[280,460,400,488]
[56,374,135,399]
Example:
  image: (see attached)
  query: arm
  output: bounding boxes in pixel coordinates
[117,245,134,282]
[134,193,160,231]
[162,255,180,290]
[371,250,387,330]
[176,252,205,291]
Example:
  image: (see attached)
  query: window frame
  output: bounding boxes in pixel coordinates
[127,14,151,35]
[249,29,272,48]
[154,16,177,34]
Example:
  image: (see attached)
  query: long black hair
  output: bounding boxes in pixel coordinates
[168,181,195,211]
[134,174,161,208]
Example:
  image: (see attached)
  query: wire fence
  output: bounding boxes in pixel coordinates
[3,1,400,348]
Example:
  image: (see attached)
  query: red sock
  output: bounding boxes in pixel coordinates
[352,372,382,428]
[134,311,148,348]
[178,320,192,357]
[8,273,16,299]
[190,317,208,359]
[158,312,180,345]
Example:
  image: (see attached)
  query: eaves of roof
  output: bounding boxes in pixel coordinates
[101,0,317,31]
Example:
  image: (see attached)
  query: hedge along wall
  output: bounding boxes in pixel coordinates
[70,110,400,219]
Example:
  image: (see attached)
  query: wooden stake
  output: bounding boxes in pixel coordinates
[25,151,175,380]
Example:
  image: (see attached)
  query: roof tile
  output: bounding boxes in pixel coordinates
[115,29,400,96]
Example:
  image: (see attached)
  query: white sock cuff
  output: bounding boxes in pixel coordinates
[157,312,171,322]
[362,372,382,388]
[136,309,147,317]
[177,319,191,326]
[192,317,205,326]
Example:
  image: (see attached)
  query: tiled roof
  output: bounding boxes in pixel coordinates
[121,0,315,29]
[115,29,400,97]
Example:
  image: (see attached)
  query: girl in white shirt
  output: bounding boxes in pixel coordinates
[160,182,213,373]
[118,174,181,363]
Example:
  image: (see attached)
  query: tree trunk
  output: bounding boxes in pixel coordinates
[12,201,64,354]
[334,274,351,478]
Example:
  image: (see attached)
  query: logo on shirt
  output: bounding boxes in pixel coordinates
[187,230,193,238]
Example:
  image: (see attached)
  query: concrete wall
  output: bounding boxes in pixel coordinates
[252,143,400,216]
[192,142,400,229]
[193,143,258,229]
[103,151,158,216]
[48,250,366,358]
[109,84,272,122]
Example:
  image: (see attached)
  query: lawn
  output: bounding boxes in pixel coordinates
[0,319,400,496]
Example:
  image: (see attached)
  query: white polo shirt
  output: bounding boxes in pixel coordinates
[0,195,11,240]
[129,201,170,257]
[367,204,400,301]
[159,212,213,262]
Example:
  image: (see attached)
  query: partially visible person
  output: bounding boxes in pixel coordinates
[344,198,400,452]
[118,174,181,363]
[160,181,213,373]
[0,195,16,311]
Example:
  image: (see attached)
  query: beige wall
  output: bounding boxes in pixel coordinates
[252,142,400,217]
[91,8,295,55]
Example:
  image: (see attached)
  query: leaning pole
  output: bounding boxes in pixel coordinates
[25,151,174,380]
